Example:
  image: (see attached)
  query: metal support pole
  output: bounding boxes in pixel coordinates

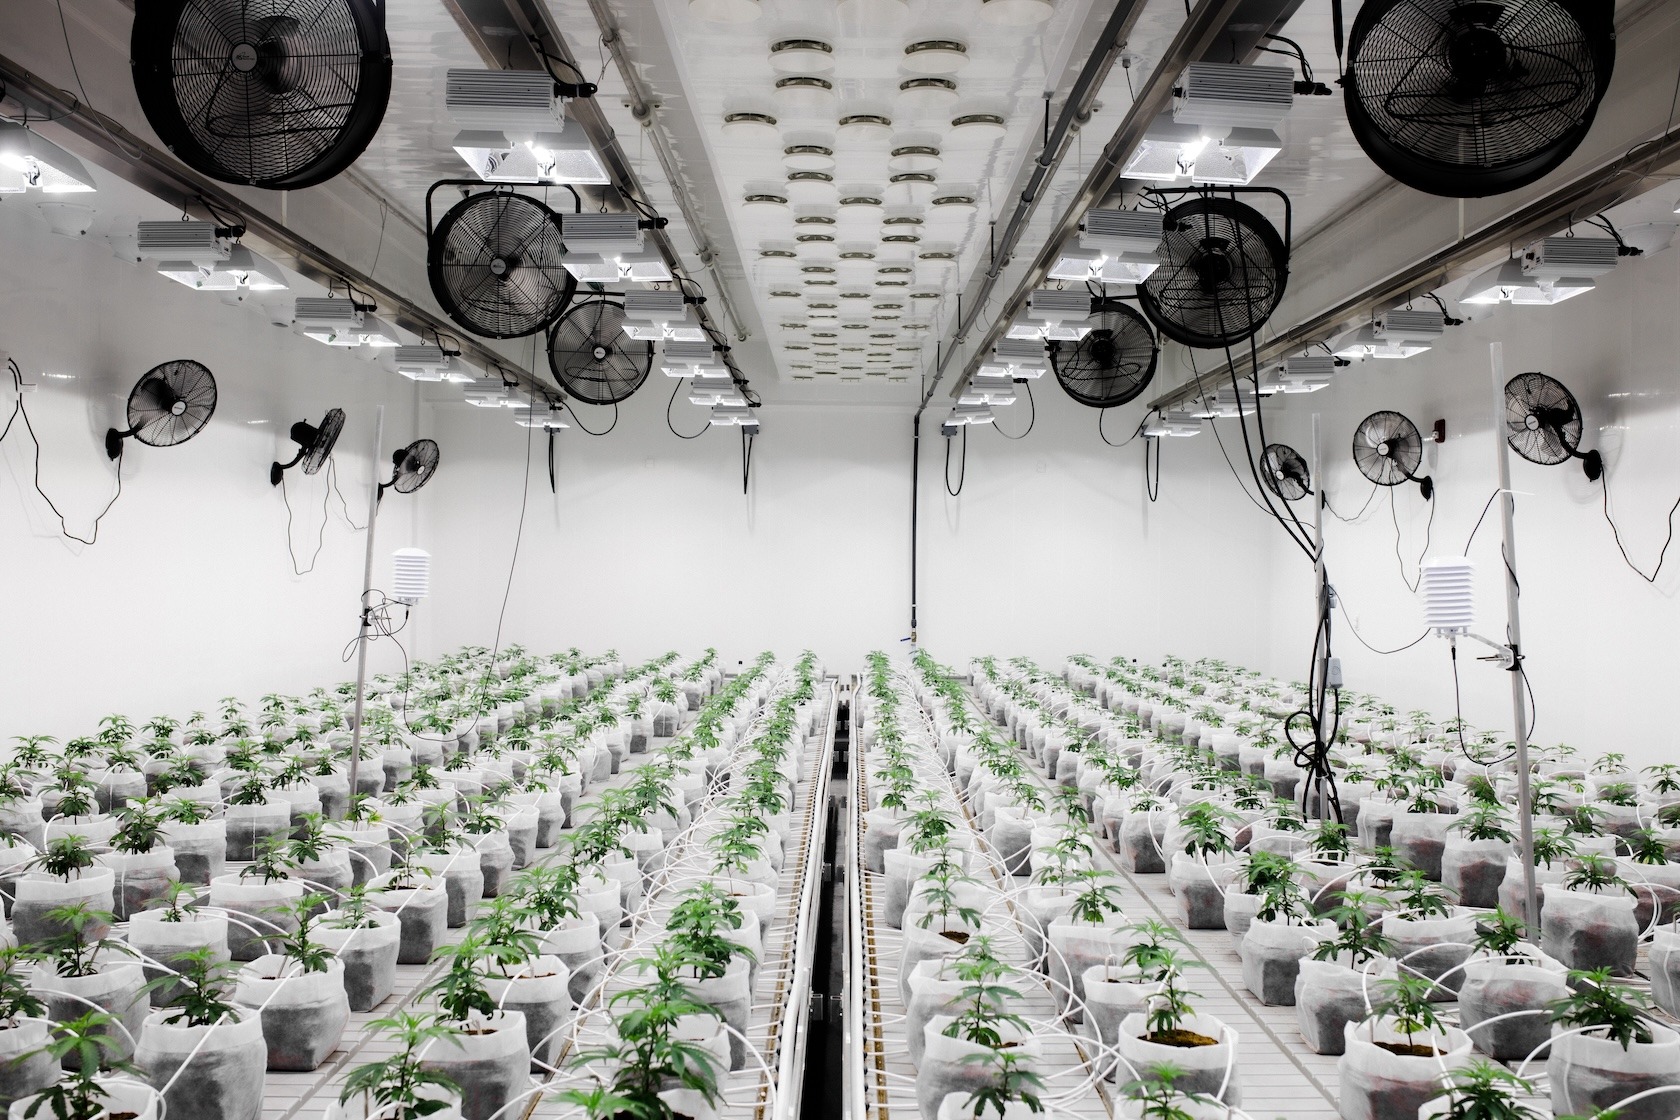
[347,406,386,804]
[1490,342,1540,926]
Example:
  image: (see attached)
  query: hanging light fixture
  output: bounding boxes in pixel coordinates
[0,123,97,193]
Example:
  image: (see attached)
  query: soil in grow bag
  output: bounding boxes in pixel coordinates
[1372,1041,1438,1057]
[1142,1030,1218,1047]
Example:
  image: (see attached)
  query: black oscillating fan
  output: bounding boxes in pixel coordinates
[548,301,652,405]
[1343,0,1615,198]
[1353,410,1434,500]
[428,192,575,339]
[1506,372,1602,480]
[270,408,345,486]
[1138,196,1289,348]
[1261,443,1312,501]
[130,0,392,189]
[378,439,439,501]
[1051,300,1159,408]
[104,360,218,459]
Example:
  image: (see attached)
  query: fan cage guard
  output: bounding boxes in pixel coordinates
[1137,193,1289,349]
[1352,410,1425,486]
[1343,0,1614,198]
[1504,371,1584,465]
[1050,300,1159,408]
[122,360,219,449]
[390,439,440,495]
[547,300,653,406]
[130,0,393,189]
[428,191,577,340]
[1261,443,1311,500]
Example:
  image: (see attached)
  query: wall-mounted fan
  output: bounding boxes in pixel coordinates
[130,0,392,189]
[1051,299,1159,408]
[1138,195,1289,348]
[378,439,439,501]
[104,360,218,459]
[1261,443,1312,500]
[1506,372,1602,480]
[1353,410,1434,499]
[1343,0,1615,198]
[270,408,345,486]
[548,300,652,405]
[428,191,575,339]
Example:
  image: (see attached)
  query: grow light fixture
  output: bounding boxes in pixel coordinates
[211,246,289,291]
[451,121,610,185]
[1144,410,1202,437]
[1521,236,1619,281]
[461,380,514,407]
[1331,325,1431,360]
[948,402,996,426]
[513,405,570,429]
[1007,290,1093,341]
[1459,259,1594,306]
[0,123,97,193]
[1122,115,1282,187]
[689,378,745,406]
[1048,209,1164,284]
[445,69,565,131]
[978,337,1050,379]
[960,372,1016,406]
[660,339,727,377]
[562,213,645,280]
[1174,63,1296,130]
[394,346,470,383]
[622,290,703,341]
[293,297,364,345]
[137,221,232,264]
[1275,355,1335,393]
[709,401,753,425]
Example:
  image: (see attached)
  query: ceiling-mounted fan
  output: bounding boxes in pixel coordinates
[1342,0,1616,198]
[104,360,218,460]
[1505,371,1602,480]
[130,0,392,189]
[270,408,346,486]
[548,299,653,405]
[378,439,440,501]
[1137,192,1289,349]
[428,189,576,339]
[1261,443,1312,501]
[1050,299,1159,408]
[1353,410,1434,500]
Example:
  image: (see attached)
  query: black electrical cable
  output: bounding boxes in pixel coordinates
[327,458,365,531]
[1600,465,1680,583]
[280,472,330,576]
[943,427,967,497]
[1236,329,1318,555]
[2,359,124,546]
[1099,409,1143,449]
[1335,594,1429,654]
[740,429,755,495]
[560,397,619,437]
[1144,436,1161,502]
[665,378,707,440]
[1390,485,1435,593]
[546,429,558,494]
[1324,483,1380,523]
[992,379,1035,440]
[1462,487,1503,554]
[466,381,539,724]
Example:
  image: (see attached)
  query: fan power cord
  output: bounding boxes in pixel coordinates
[2,358,124,546]
[280,472,330,576]
[1601,464,1680,584]
[944,426,968,497]
[992,379,1036,440]
[1390,485,1435,593]
[665,377,707,440]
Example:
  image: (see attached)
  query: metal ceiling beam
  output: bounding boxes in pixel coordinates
[919,0,1258,415]
[0,49,544,394]
[1143,128,1680,413]
[437,0,758,393]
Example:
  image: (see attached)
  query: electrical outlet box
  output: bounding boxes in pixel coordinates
[1325,656,1343,689]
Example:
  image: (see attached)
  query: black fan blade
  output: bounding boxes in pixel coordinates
[1053,301,1159,408]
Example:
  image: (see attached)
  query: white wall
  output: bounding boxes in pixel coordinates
[1248,239,1680,767]
[420,374,1289,682]
[0,197,424,742]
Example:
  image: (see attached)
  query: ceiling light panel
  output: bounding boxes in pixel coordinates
[665,0,1113,388]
